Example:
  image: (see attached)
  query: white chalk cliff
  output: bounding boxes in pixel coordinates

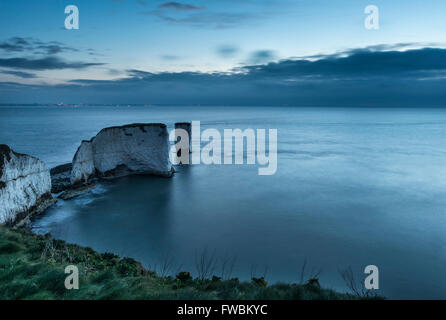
[71,123,173,184]
[0,145,53,225]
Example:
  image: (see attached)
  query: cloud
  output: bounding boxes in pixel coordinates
[107,68,124,76]
[299,42,444,60]
[3,46,446,107]
[247,50,276,64]
[241,47,446,79]
[142,2,268,29]
[0,37,30,52]
[126,69,154,78]
[0,37,78,55]
[216,45,239,58]
[160,54,181,60]
[35,43,78,55]
[113,47,446,83]
[158,2,205,11]
[0,70,36,79]
[0,57,105,70]
[146,10,262,29]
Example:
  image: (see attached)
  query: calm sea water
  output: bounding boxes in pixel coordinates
[1,105,445,299]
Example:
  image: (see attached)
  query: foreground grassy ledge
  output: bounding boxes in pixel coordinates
[0,226,379,300]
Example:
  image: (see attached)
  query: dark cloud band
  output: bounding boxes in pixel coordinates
[158,2,205,11]
[0,57,105,70]
[2,46,446,106]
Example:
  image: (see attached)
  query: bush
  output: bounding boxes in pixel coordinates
[0,241,21,253]
[251,277,268,287]
[91,270,116,283]
[37,268,70,296]
[176,272,192,282]
[117,258,140,276]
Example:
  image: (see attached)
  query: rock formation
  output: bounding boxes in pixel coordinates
[50,163,72,193]
[71,123,173,184]
[174,122,192,156]
[0,145,54,225]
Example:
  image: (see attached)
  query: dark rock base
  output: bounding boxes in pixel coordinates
[13,193,57,228]
[50,163,72,193]
[51,165,175,200]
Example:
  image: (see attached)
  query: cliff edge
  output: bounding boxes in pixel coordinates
[0,145,54,225]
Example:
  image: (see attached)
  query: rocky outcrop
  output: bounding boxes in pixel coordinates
[174,122,192,156]
[71,123,173,185]
[175,122,191,142]
[0,145,55,225]
[50,163,72,193]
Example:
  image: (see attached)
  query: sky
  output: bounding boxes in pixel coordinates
[1,0,446,106]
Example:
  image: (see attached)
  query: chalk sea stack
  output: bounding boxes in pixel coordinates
[174,122,192,147]
[174,122,192,157]
[71,123,173,185]
[0,144,54,225]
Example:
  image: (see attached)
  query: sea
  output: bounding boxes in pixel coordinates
[1,105,445,299]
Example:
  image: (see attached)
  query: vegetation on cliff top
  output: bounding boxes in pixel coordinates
[0,226,381,300]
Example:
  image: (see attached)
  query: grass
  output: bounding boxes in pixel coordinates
[0,226,382,300]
